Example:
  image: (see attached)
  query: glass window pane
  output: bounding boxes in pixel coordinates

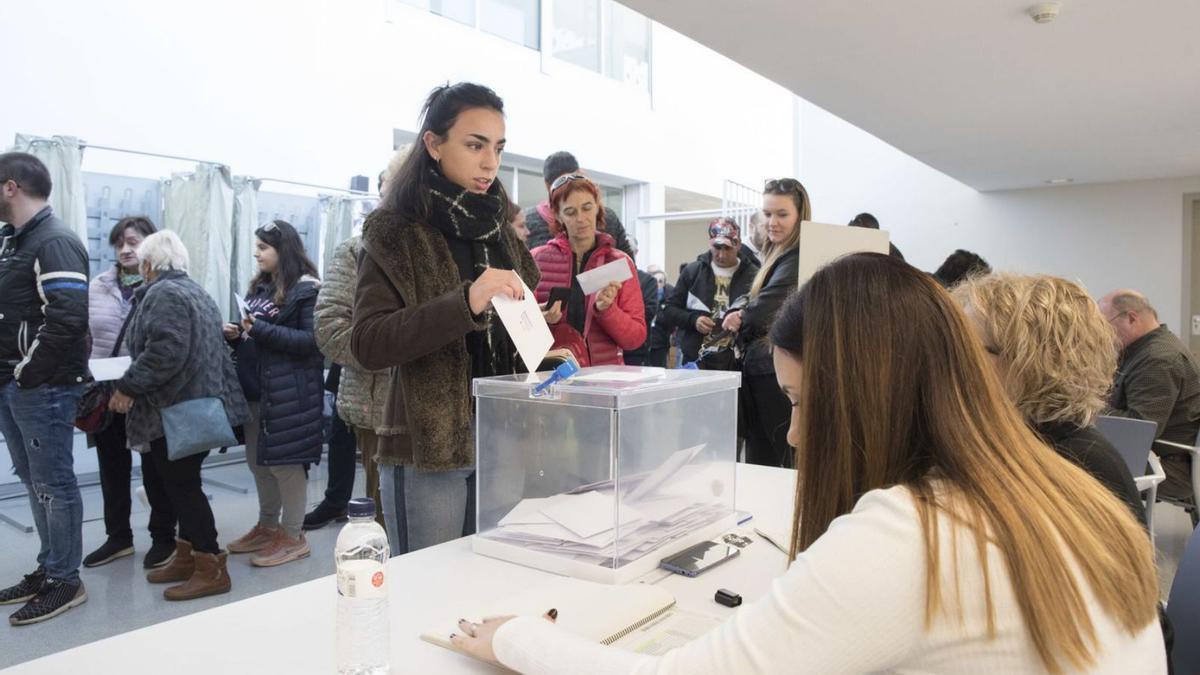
[606,2,650,90]
[602,185,624,223]
[394,0,475,26]
[497,166,517,199]
[516,169,547,211]
[434,0,476,25]
[480,0,540,49]
[552,0,600,72]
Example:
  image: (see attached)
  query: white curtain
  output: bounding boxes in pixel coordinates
[10,134,88,244]
[231,176,261,318]
[162,164,235,317]
[320,195,356,275]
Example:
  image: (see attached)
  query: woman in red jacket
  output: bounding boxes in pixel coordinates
[531,173,646,366]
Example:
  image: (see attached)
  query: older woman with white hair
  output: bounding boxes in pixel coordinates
[109,230,248,602]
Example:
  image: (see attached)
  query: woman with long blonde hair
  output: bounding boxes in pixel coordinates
[452,253,1164,674]
[722,177,811,467]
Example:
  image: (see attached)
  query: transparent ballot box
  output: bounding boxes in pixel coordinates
[472,366,741,584]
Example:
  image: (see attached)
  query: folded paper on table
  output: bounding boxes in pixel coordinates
[492,279,553,373]
[88,356,132,382]
[624,444,706,503]
[420,576,678,652]
[487,451,728,567]
[576,258,633,295]
[539,491,646,539]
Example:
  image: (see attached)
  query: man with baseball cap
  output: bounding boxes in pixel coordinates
[659,218,759,365]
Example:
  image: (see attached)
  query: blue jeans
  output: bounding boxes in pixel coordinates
[0,381,85,583]
[379,465,472,556]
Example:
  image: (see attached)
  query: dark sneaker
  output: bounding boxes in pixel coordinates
[302,502,348,531]
[9,579,87,626]
[83,539,135,568]
[144,539,177,569]
[0,568,47,605]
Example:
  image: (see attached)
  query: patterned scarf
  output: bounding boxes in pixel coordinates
[427,168,518,379]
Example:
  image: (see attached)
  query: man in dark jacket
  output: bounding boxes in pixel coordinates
[1101,289,1200,517]
[0,153,91,624]
[661,219,759,365]
[524,151,634,258]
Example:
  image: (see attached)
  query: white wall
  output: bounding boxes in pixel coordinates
[0,0,793,198]
[798,100,1199,336]
[2,0,1191,330]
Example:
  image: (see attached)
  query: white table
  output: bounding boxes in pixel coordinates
[7,464,796,674]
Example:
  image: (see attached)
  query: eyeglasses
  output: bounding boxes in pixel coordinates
[549,173,588,193]
[260,221,278,232]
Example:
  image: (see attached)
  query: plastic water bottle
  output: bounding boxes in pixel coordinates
[336,498,390,675]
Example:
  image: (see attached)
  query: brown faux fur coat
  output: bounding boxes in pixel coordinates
[350,207,539,471]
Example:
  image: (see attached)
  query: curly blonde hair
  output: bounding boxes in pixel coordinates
[952,274,1117,427]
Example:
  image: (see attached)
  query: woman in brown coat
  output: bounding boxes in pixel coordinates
[351,83,538,553]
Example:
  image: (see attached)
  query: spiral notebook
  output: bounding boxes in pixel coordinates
[420,576,677,651]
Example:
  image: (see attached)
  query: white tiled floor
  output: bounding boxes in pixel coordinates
[0,458,364,669]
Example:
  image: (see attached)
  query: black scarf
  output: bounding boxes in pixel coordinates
[427,169,518,379]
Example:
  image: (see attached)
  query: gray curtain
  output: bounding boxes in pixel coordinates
[162,164,235,317]
[232,176,261,319]
[320,195,356,274]
[10,134,88,244]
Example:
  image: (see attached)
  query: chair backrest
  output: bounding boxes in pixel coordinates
[1094,415,1158,479]
[1168,529,1200,674]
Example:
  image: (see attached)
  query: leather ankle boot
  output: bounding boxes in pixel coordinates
[146,539,194,584]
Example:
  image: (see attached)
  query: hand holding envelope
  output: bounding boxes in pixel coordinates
[490,279,554,373]
[575,258,632,295]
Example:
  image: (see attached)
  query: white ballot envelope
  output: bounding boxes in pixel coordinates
[576,258,633,295]
[491,280,553,373]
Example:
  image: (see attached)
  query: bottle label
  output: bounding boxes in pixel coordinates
[337,559,387,599]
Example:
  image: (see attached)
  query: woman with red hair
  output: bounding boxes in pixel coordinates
[531,173,645,366]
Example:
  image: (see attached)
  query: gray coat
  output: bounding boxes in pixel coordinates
[116,270,248,449]
[314,236,398,436]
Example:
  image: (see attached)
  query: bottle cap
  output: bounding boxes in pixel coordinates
[347,497,376,518]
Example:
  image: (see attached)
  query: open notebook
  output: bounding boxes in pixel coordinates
[421,576,677,650]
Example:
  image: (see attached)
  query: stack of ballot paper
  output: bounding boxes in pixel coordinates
[483,445,730,567]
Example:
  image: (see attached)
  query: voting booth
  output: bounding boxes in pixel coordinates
[472,366,741,584]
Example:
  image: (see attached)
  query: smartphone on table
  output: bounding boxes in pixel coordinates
[659,540,740,577]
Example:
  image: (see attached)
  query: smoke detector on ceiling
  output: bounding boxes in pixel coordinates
[1028,2,1062,24]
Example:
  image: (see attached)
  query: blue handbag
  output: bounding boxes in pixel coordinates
[160,397,238,461]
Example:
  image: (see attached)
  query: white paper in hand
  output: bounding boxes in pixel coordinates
[576,258,633,295]
[89,356,132,382]
[686,293,711,313]
[491,279,553,373]
[232,291,250,320]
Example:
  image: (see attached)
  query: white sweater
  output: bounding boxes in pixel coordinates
[494,485,1165,674]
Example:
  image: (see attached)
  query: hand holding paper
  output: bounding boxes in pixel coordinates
[576,258,633,295]
[491,279,553,373]
[470,268,525,314]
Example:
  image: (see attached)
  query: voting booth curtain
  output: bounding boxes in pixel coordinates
[162,164,235,318]
[10,134,89,244]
